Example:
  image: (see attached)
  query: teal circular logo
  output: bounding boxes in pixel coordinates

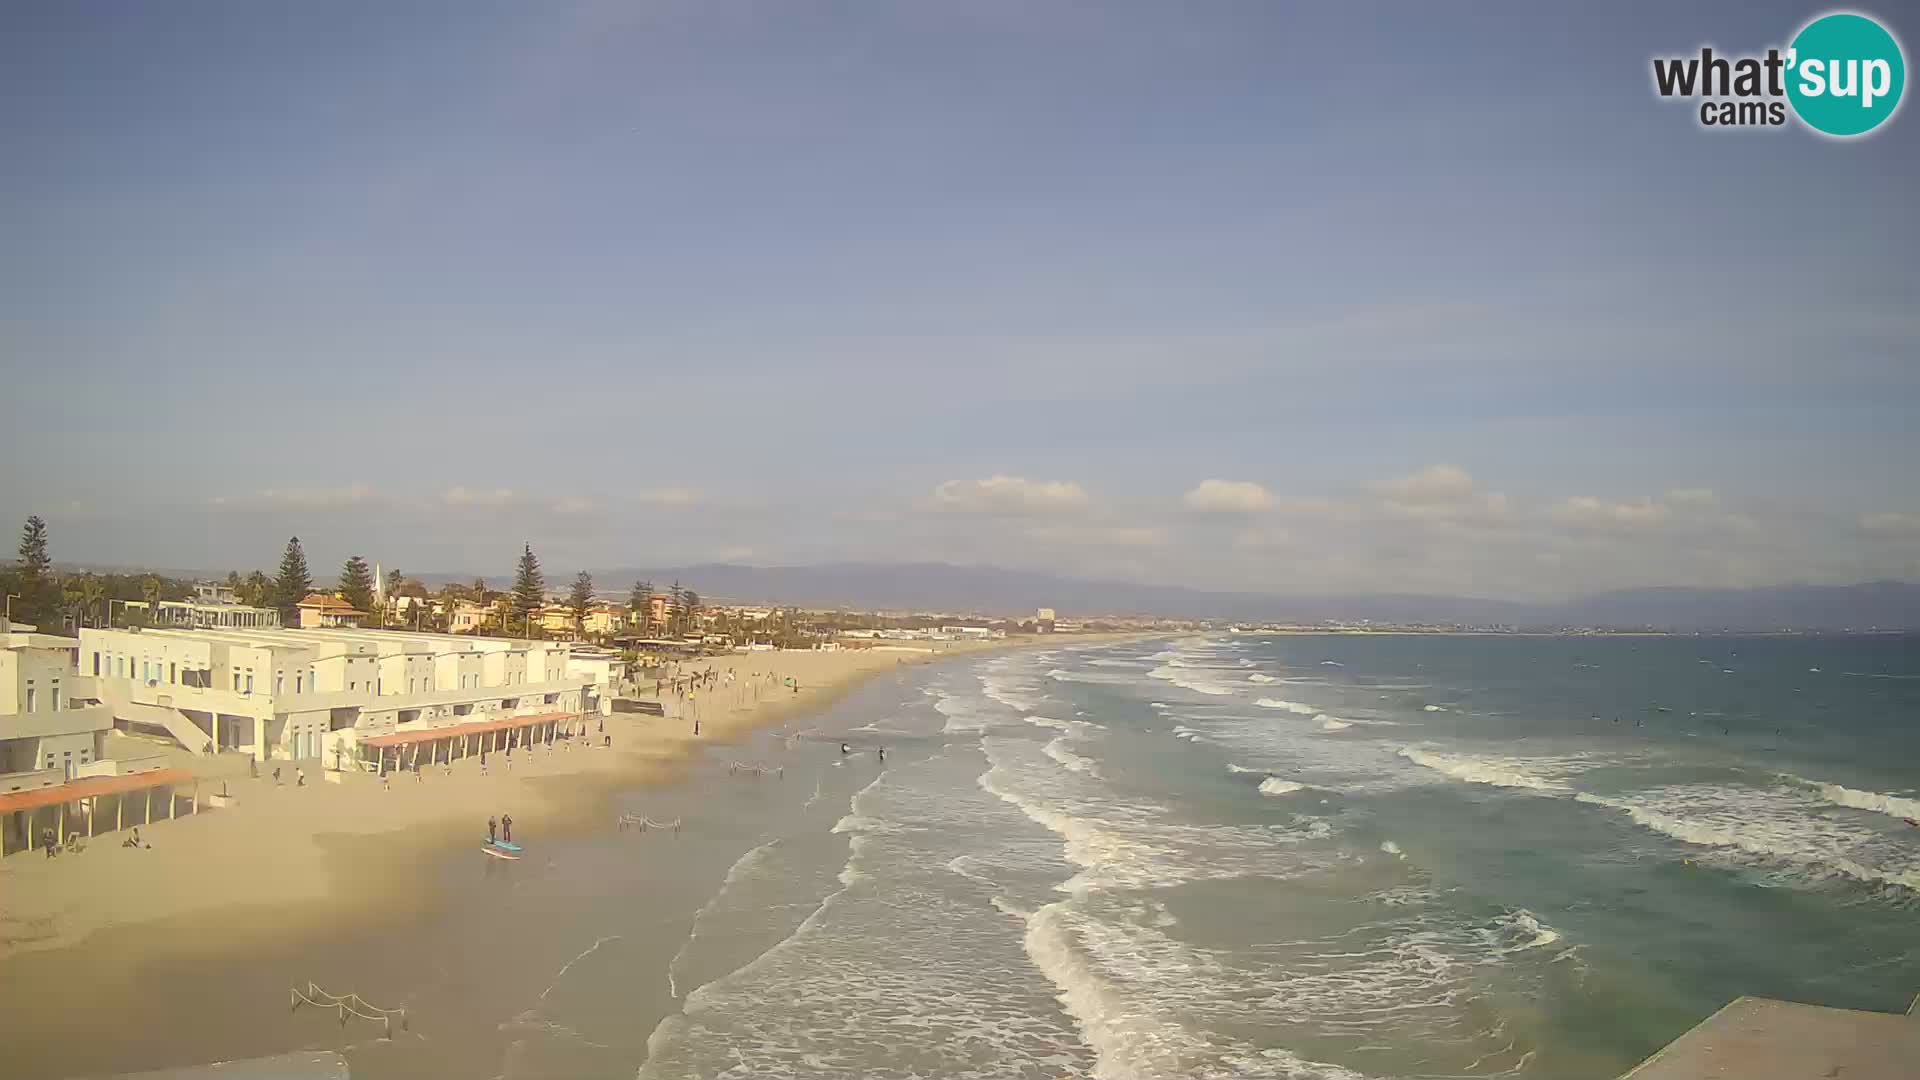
[1787,12,1906,136]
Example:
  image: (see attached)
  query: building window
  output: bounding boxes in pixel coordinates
[169,662,177,683]
[276,673,284,696]
[92,652,101,676]
[51,687,61,710]
[25,685,37,712]
[233,673,241,691]
[246,674,254,693]
[296,672,304,694]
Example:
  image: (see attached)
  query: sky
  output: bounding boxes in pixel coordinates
[2,1,1916,600]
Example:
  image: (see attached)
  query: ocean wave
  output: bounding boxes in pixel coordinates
[1248,673,1279,684]
[1396,747,1574,793]
[1317,715,1354,731]
[1572,784,1920,893]
[1149,664,1241,696]
[1320,660,1344,667]
[1797,777,1920,821]
[1379,840,1404,858]
[1049,668,1145,686]
[1423,704,1448,713]
[1256,698,1319,714]
[1227,763,1267,775]
[1024,899,1367,1080]
[1260,777,1307,796]
[1045,738,1099,776]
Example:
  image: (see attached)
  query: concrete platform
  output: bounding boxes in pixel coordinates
[1624,993,1920,1080]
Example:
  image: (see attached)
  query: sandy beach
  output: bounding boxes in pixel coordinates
[0,635,1145,1079]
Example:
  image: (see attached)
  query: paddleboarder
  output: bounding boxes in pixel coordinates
[488,816,498,845]
[501,813,513,844]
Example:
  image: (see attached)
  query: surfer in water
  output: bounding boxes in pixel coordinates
[840,743,850,754]
[877,746,886,761]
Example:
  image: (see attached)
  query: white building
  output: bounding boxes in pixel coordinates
[2,618,113,781]
[78,624,627,765]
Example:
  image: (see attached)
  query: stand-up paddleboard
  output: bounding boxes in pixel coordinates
[482,838,523,851]
[482,845,520,860]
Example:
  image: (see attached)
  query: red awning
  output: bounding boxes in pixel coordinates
[0,768,194,814]
[361,711,575,750]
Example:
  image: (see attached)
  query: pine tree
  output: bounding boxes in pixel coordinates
[273,537,313,624]
[511,543,545,631]
[569,570,594,630]
[339,555,376,624]
[668,580,685,636]
[13,515,54,625]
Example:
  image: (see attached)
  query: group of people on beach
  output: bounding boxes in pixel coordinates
[486,813,514,846]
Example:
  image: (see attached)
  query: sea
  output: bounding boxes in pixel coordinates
[17,633,1917,1080]
[635,633,1920,1080]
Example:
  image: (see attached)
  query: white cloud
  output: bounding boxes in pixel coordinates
[1183,478,1275,514]
[1550,495,1671,531]
[442,486,517,508]
[636,487,699,507]
[1380,464,1478,504]
[932,475,1091,515]
[1861,512,1920,536]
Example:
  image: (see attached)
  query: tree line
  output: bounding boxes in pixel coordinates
[4,515,707,643]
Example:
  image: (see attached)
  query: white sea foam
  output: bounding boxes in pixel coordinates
[1320,660,1344,667]
[1317,715,1354,731]
[1573,784,1920,893]
[1256,698,1318,714]
[1248,673,1279,684]
[1379,840,1404,858]
[1149,664,1240,696]
[1259,777,1307,796]
[1423,704,1447,712]
[1226,763,1266,775]
[1045,738,1099,775]
[1803,778,1920,821]
[1397,747,1572,793]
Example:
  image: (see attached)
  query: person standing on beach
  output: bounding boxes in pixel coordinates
[43,828,56,857]
[296,767,306,787]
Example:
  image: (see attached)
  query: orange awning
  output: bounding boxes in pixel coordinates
[0,768,194,814]
[362,711,575,749]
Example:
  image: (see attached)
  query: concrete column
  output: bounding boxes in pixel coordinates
[254,717,265,762]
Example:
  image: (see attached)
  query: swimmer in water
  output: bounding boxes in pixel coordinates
[877,746,885,761]
[840,743,850,754]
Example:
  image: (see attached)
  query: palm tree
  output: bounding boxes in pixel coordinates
[78,575,106,628]
[62,579,85,634]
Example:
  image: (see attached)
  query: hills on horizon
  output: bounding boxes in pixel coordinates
[457,561,1920,632]
[55,559,1920,631]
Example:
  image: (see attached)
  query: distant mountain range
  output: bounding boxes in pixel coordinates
[408,562,1920,631]
[67,558,1917,631]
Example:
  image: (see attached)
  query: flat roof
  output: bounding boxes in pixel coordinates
[0,768,194,814]
[361,711,575,749]
[1623,994,1920,1080]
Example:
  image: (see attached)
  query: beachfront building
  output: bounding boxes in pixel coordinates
[0,617,192,855]
[296,593,366,629]
[77,624,625,766]
[535,605,579,639]
[1,619,113,779]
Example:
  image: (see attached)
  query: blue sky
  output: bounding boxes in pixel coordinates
[3,1,1915,598]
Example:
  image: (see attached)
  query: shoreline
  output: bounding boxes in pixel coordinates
[0,634,1153,968]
